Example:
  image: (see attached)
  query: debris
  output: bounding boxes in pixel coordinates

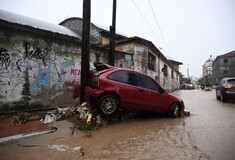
[73,146,85,156]
[179,111,191,117]
[13,112,29,123]
[42,114,56,124]
[47,144,85,155]
[48,144,69,152]
[87,113,92,124]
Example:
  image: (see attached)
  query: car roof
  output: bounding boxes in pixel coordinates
[222,77,235,80]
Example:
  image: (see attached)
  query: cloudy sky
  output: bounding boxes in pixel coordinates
[1,0,235,77]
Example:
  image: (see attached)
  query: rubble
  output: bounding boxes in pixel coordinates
[179,111,191,117]
[13,112,29,123]
[41,98,103,135]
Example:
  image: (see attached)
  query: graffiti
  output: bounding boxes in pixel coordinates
[70,68,81,75]
[29,47,49,65]
[0,48,11,69]
[64,80,80,93]
[65,80,80,87]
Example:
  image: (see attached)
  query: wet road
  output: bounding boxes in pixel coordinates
[87,89,235,160]
[0,89,235,160]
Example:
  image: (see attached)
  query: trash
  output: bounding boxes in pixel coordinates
[179,111,191,117]
[42,114,56,124]
[47,144,85,155]
[87,113,92,124]
[73,146,85,156]
[12,112,29,124]
[48,144,69,152]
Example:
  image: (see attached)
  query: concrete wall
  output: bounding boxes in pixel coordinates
[117,42,180,92]
[0,27,111,113]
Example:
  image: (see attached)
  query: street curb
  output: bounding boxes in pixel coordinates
[0,127,57,145]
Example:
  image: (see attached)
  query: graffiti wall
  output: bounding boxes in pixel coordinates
[133,45,147,74]
[0,30,108,112]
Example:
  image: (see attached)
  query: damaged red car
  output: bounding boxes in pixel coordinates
[85,62,185,118]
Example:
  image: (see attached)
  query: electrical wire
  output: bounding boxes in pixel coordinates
[147,0,169,52]
[131,0,162,46]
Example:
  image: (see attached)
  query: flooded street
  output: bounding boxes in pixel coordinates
[0,90,235,160]
[86,90,235,160]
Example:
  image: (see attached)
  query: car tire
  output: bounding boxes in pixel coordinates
[98,95,119,116]
[220,92,226,103]
[168,103,180,118]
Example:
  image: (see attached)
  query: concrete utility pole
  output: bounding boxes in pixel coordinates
[109,0,116,66]
[80,0,91,104]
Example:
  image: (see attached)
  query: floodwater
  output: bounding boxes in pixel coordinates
[0,90,235,160]
[85,89,235,160]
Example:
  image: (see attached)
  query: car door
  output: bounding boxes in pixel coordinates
[107,70,136,109]
[134,73,168,112]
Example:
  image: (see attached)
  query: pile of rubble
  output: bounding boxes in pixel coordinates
[11,98,103,136]
[42,98,102,134]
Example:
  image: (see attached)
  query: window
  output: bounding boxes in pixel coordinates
[148,52,156,71]
[223,70,228,74]
[223,59,228,63]
[171,70,174,79]
[125,54,132,61]
[228,79,235,84]
[108,70,135,85]
[162,64,168,76]
[136,73,160,92]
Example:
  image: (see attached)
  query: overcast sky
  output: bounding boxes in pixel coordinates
[1,0,235,77]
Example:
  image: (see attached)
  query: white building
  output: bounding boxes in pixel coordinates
[202,55,215,76]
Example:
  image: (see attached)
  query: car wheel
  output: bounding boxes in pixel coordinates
[220,92,226,103]
[98,95,119,116]
[168,103,180,118]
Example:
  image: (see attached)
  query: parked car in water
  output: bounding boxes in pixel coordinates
[216,77,235,102]
[84,62,185,118]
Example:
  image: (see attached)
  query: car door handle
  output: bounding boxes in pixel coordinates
[139,89,144,92]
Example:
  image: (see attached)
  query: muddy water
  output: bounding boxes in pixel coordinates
[87,90,235,160]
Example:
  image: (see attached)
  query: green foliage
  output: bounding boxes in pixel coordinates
[179,72,191,85]
[198,75,213,86]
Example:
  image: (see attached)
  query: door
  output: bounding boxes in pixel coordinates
[107,70,136,109]
[134,73,167,112]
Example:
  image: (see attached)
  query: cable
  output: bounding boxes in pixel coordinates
[131,0,162,46]
[147,0,169,52]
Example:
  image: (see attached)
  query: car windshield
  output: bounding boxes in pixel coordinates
[227,79,235,84]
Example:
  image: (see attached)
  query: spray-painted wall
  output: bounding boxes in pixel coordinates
[0,27,113,112]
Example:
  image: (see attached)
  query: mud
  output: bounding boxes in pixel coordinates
[0,90,235,160]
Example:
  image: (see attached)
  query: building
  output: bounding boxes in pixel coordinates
[212,50,235,83]
[202,55,214,77]
[0,9,182,112]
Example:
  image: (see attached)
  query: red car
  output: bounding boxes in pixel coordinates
[85,62,185,118]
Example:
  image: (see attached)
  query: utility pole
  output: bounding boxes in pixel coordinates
[109,0,116,66]
[80,0,91,104]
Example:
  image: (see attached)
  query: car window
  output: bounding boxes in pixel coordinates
[108,70,135,85]
[136,73,160,92]
[227,79,235,84]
